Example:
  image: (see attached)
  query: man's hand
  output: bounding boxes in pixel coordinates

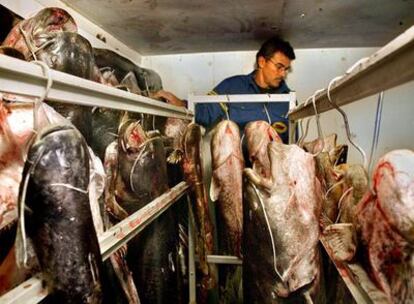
[152,90,186,107]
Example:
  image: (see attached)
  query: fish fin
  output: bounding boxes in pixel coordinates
[167,149,183,164]
[210,175,220,201]
[244,168,272,190]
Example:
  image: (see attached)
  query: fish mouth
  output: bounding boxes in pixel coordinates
[122,122,147,153]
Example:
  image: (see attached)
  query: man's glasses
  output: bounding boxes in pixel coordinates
[267,58,291,73]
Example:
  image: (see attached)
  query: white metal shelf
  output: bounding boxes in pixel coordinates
[0,182,189,304]
[187,92,296,113]
[0,55,193,120]
[288,25,414,121]
[99,181,189,260]
[320,236,389,304]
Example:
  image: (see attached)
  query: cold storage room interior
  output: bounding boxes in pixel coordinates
[0,0,414,303]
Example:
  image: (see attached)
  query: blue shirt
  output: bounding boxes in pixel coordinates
[195,71,292,143]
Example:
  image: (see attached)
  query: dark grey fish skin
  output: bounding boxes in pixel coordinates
[93,48,165,133]
[2,7,77,61]
[20,124,104,303]
[93,48,162,96]
[35,32,97,144]
[126,139,179,304]
[0,46,25,60]
[0,6,22,44]
[91,108,122,161]
[107,121,179,304]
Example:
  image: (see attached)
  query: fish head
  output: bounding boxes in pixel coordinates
[121,121,148,154]
[36,32,95,80]
[32,7,77,37]
[211,120,242,168]
[119,71,141,94]
[245,121,281,176]
[373,149,414,242]
[99,67,120,87]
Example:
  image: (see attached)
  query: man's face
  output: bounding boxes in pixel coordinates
[258,52,291,89]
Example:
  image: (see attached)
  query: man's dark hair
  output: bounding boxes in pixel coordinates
[256,36,295,65]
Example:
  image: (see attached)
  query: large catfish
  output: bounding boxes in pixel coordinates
[180,123,215,303]
[210,120,244,303]
[244,142,322,303]
[356,149,414,303]
[104,118,179,303]
[34,31,102,144]
[93,48,162,96]
[0,99,68,293]
[2,7,77,60]
[245,120,281,178]
[210,120,244,257]
[19,124,104,303]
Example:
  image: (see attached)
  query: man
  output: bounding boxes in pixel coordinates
[155,36,295,143]
[196,36,295,143]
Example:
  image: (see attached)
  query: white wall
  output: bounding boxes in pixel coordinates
[142,48,414,168]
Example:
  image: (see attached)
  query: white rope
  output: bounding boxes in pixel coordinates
[16,145,45,267]
[129,137,159,193]
[250,182,284,281]
[31,61,53,132]
[224,95,230,120]
[335,187,354,223]
[263,103,272,124]
[19,23,37,61]
[49,183,89,194]
[324,180,345,201]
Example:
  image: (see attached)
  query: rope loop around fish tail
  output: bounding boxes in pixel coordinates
[129,137,159,193]
[16,145,45,268]
[49,183,89,194]
[31,61,53,132]
[263,103,272,125]
[324,180,345,201]
[223,95,230,121]
[249,182,284,282]
[335,186,354,224]
[19,23,38,61]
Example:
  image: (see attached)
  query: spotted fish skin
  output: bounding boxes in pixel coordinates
[243,142,322,303]
[21,125,104,303]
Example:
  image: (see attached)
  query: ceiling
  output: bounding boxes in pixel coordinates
[62,0,414,55]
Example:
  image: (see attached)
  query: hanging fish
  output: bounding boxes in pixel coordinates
[2,7,77,60]
[18,124,104,303]
[103,115,180,303]
[245,120,281,178]
[243,142,323,303]
[357,149,414,303]
[180,123,215,303]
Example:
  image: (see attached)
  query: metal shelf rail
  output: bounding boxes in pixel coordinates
[187,92,296,113]
[288,25,414,121]
[0,54,193,303]
[0,55,193,120]
[286,25,414,304]
[186,93,296,302]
